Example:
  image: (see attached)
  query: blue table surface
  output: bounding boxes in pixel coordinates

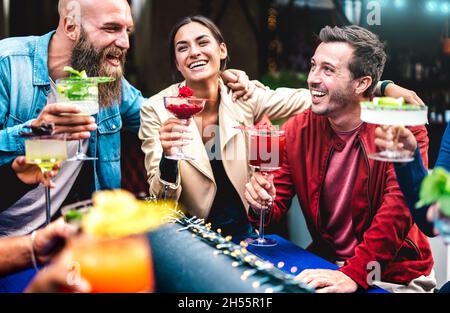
[0,233,387,293]
[0,267,36,293]
[235,234,387,294]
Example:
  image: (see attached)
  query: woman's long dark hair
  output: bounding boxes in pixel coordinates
[169,15,230,80]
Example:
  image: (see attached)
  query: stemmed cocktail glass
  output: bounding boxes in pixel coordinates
[163,96,206,160]
[246,128,285,247]
[25,134,67,225]
[56,76,114,161]
[360,98,428,163]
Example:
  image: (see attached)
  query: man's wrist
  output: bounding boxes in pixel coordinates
[380,80,394,96]
[29,231,39,271]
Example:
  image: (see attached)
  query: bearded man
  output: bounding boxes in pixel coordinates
[0,0,139,236]
[0,0,253,236]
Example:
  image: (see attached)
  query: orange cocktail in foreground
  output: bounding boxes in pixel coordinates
[71,235,154,293]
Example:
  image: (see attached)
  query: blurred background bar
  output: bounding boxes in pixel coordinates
[0,0,4,38]
[2,0,448,175]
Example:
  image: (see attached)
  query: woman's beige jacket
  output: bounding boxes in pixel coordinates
[139,79,311,218]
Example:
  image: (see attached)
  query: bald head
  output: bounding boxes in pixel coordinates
[58,0,130,19]
[56,0,133,40]
[58,0,84,25]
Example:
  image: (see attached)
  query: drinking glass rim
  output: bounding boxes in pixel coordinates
[248,129,285,136]
[163,96,207,101]
[360,101,428,111]
[25,133,67,140]
[60,199,93,216]
[55,77,116,85]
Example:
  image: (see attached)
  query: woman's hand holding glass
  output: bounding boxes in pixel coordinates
[159,118,193,158]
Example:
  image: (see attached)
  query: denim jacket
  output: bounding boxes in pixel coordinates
[0,31,144,191]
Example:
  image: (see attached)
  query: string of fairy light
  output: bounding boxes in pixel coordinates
[166,209,314,293]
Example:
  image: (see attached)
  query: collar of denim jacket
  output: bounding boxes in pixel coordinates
[32,31,55,87]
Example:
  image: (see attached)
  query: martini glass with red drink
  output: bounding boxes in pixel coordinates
[163,96,206,160]
[246,127,285,247]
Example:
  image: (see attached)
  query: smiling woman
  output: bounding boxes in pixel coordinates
[173,22,227,84]
[139,15,312,236]
[169,16,230,82]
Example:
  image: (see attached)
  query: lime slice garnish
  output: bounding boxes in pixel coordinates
[56,85,68,94]
[62,66,115,84]
[58,76,116,84]
[83,77,116,84]
[63,66,83,77]
[65,209,84,223]
[375,97,404,107]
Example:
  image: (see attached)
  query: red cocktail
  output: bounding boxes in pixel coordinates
[247,128,285,247]
[164,97,205,119]
[249,130,285,171]
[163,96,206,160]
[165,103,204,119]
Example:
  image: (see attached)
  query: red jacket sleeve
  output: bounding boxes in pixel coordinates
[339,126,429,289]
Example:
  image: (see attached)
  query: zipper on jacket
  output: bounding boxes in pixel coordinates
[404,237,421,258]
[358,136,374,239]
[316,146,334,232]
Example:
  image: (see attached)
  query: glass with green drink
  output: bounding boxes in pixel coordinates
[56,67,115,161]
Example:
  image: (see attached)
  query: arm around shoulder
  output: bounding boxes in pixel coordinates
[245,87,312,122]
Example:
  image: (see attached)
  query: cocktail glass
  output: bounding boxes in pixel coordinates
[246,128,285,247]
[25,134,67,225]
[163,96,206,160]
[360,99,428,163]
[56,77,114,161]
[69,234,154,293]
[56,78,98,161]
[61,199,93,229]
